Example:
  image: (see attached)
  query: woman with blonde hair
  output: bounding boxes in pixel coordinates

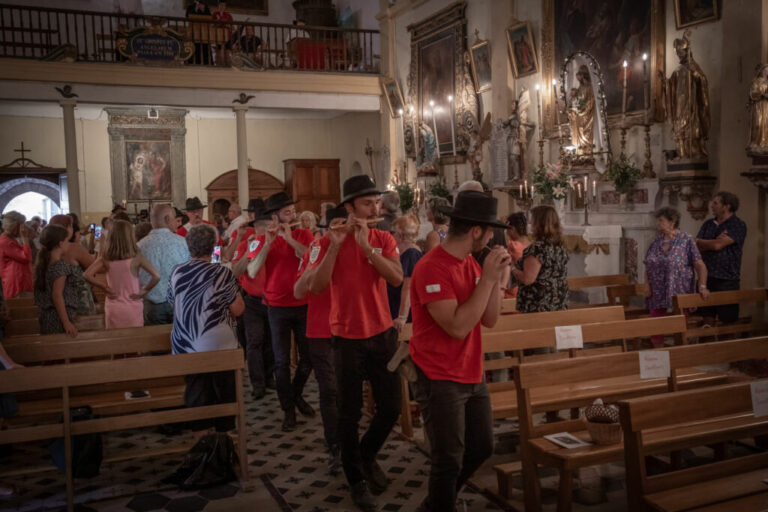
[84,220,161,329]
[425,197,450,252]
[388,214,423,332]
[511,205,569,313]
[0,211,33,298]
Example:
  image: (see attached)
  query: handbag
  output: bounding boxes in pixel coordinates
[164,432,238,490]
[49,406,103,478]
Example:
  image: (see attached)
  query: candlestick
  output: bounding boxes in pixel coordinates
[398,108,406,165]
[621,60,628,127]
[409,105,418,157]
[535,83,543,140]
[643,123,655,178]
[583,175,588,194]
[552,79,563,141]
[447,95,457,156]
[430,100,439,157]
[592,179,596,200]
[642,53,649,125]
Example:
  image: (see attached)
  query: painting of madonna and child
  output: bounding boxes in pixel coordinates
[125,140,172,201]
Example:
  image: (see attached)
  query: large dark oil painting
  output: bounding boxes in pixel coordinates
[418,30,455,151]
[125,140,172,201]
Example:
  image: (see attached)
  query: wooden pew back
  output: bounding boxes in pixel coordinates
[673,288,768,343]
[567,274,629,291]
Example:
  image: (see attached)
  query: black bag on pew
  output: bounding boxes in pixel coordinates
[163,432,238,490]
[49,406,103,478]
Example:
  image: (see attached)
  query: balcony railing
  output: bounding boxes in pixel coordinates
[0,3,380,73]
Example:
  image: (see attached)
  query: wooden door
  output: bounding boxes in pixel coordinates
[205,168,284,220]
[284,159,340,214]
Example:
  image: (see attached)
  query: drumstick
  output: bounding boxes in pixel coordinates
[329,217,384,230]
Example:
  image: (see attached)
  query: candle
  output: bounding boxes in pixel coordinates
[530,185,534,198]
[430,100,439,155]
[642,53,649,125]
[447,95,457,156]
[584,175,588,194]
[552,79,562,140]
[398,108,407,162]
[622,60,628,127]
[592,179,596,200]
[577,182,582,199]
[409,105,418,155]
[121,199,126,208]
[535,84,543,139]
[524,178,528,197]
[519,184,523,197]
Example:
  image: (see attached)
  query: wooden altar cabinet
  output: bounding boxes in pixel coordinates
[284,159,340,214]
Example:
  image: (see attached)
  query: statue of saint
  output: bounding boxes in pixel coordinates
[416,122,439,174]
[660,31,710,160]
[567,64,595,155]
[748,64,768,156]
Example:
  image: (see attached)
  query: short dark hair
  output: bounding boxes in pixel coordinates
[715,191,739,213]
[506,212,527,236]
[447,218,491,238]
[655,207,680,228]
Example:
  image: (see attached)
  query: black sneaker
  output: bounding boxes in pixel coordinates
[251,387,266,400]
[281,408,297,432]
[362,460,388,494]
[350,481,378,512]
[295,396,316,418]
[328,444,342,475]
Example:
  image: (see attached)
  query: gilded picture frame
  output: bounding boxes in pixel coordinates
[505,21,538,78]
[469,39,492,93]
[674,0,718,29]
[542,0,665,134]
[381,77,405,118]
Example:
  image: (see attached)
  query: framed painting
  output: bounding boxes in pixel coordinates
[469,39,492,93]
[381,77,405,118]
[542,0,665,131]
[674,0,718,29]
[405,2,479,157]
[125,140,172,200]
[506,21,538,78]
[183,1,268,16]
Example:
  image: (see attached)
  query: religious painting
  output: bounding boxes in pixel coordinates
[506,22,538,78]
[469,39,492,93]
[674,0,718,29]
[125,140,172,200]
[418,31,456,152]
[544,0,665,128]
[381,77,405,118]
[183,0,268,16]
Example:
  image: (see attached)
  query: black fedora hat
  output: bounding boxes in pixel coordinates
[263,192,296,214]
[341,175,383,204]
[439,190,509,230]
[184,197,207,211]
[317,204,347,228]
[246,197,265,213]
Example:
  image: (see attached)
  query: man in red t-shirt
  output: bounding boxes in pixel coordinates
[176,197,223,246]
[409,190,510,512]
[310,176,403,511]
[248,192,314,432]
[293,205,348,476]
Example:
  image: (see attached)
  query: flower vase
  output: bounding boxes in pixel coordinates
[554,198,567,220]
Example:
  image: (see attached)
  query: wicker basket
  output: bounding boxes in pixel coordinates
[585,420,622,445]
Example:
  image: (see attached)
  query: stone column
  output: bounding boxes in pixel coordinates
[233,104,249,207]
[59,98,81,217]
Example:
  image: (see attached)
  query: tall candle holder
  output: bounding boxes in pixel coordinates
[643,123,655,178]
[537,139,545,168]
[575,175,596,226]
[514,181,533,211]
[619,125,628,154]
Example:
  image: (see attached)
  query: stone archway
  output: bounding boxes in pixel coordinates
[0,177,61,213]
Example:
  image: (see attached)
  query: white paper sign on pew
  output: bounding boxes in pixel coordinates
[639,350,670,379]
[555,325,584,350]
[751,380,768,418]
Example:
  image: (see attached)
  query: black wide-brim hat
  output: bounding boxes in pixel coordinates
[264,192,296,214]
[317,204,347,228]
[342,175,383,204]
[246,197,265,213]
[184,196,207,211]
[439,190,509,230]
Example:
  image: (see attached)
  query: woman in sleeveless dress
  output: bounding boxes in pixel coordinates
[84,220,160,329]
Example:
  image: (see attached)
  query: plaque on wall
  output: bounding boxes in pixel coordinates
[116,21,194,65]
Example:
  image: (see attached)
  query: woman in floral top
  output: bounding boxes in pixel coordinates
[511,205,569,313]
[644,207,709,347]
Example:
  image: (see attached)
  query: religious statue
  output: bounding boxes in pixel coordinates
[490,89,534,186]
[416,121,439,175]
[747,63,768,156]
[567,64,595,155]
[660,30,710,160]
[466,114,492,182]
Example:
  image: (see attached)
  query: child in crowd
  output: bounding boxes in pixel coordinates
[33,225,79,336]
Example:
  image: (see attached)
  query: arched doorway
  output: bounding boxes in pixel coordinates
[205,168,284,219]
[0,177,61,214]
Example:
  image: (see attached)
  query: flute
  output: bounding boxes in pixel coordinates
[267,220,304,232]
[329,217,385,230]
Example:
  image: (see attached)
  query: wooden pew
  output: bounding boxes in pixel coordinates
[673,288,768,343]
[606,283,648,318]
[500,297,516,314]
[567,274,630,291]
[5,313,105,336]
[512,336,768,511]
[0,349,249,512]
[620,380,768,512]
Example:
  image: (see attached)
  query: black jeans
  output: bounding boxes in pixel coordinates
[143,300,173,326]
[699,277,740,323]
[334,328,401,486]
[268,305,312,412]
[307,337,338,447]
[242,294,274,390]
[411,364,494,511]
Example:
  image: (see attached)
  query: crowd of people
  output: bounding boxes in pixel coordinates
[0,179,745,511]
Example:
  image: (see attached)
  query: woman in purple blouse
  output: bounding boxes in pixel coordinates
[644,207,709,347]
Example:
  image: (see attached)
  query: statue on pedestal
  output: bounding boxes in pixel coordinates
[748,63,768,157]
[567,64,595,155]
[660,30,710,160]
[416,121,439,175]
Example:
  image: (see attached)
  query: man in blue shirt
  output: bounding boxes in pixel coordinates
[695,191,747,324]
[138,204,191,325]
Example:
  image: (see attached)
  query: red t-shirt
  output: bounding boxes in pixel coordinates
[232,228,265,297]
[176,220,223,246]
[409,246,484,384]
[318,228,399,339]
[300,238,332,339]
[253,228,313,307]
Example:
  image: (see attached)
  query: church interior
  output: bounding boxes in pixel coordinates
[1,0,768,511]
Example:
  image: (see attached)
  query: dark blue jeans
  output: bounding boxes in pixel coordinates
[242,294,274,390]
[334,328,401,486]
[143,300,173,326]
[307,337,338,447]
[268,305,312,412]
[411,364,494,511]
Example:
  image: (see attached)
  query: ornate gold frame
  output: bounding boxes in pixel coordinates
[505,21,538,78]
[674,0,718,29]
[541,0,665,136]
[380,77,405,118]
[469,39,492,93]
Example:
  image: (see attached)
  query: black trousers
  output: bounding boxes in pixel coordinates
[268,305,312,412]
[699,277,740,323]
[184,370,236,432]
[242,294,274,390]
[411,364,494,511]
[307,337,338,447]
[334,328,401,486]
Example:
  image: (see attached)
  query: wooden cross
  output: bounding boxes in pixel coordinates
[13,142,30,160]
